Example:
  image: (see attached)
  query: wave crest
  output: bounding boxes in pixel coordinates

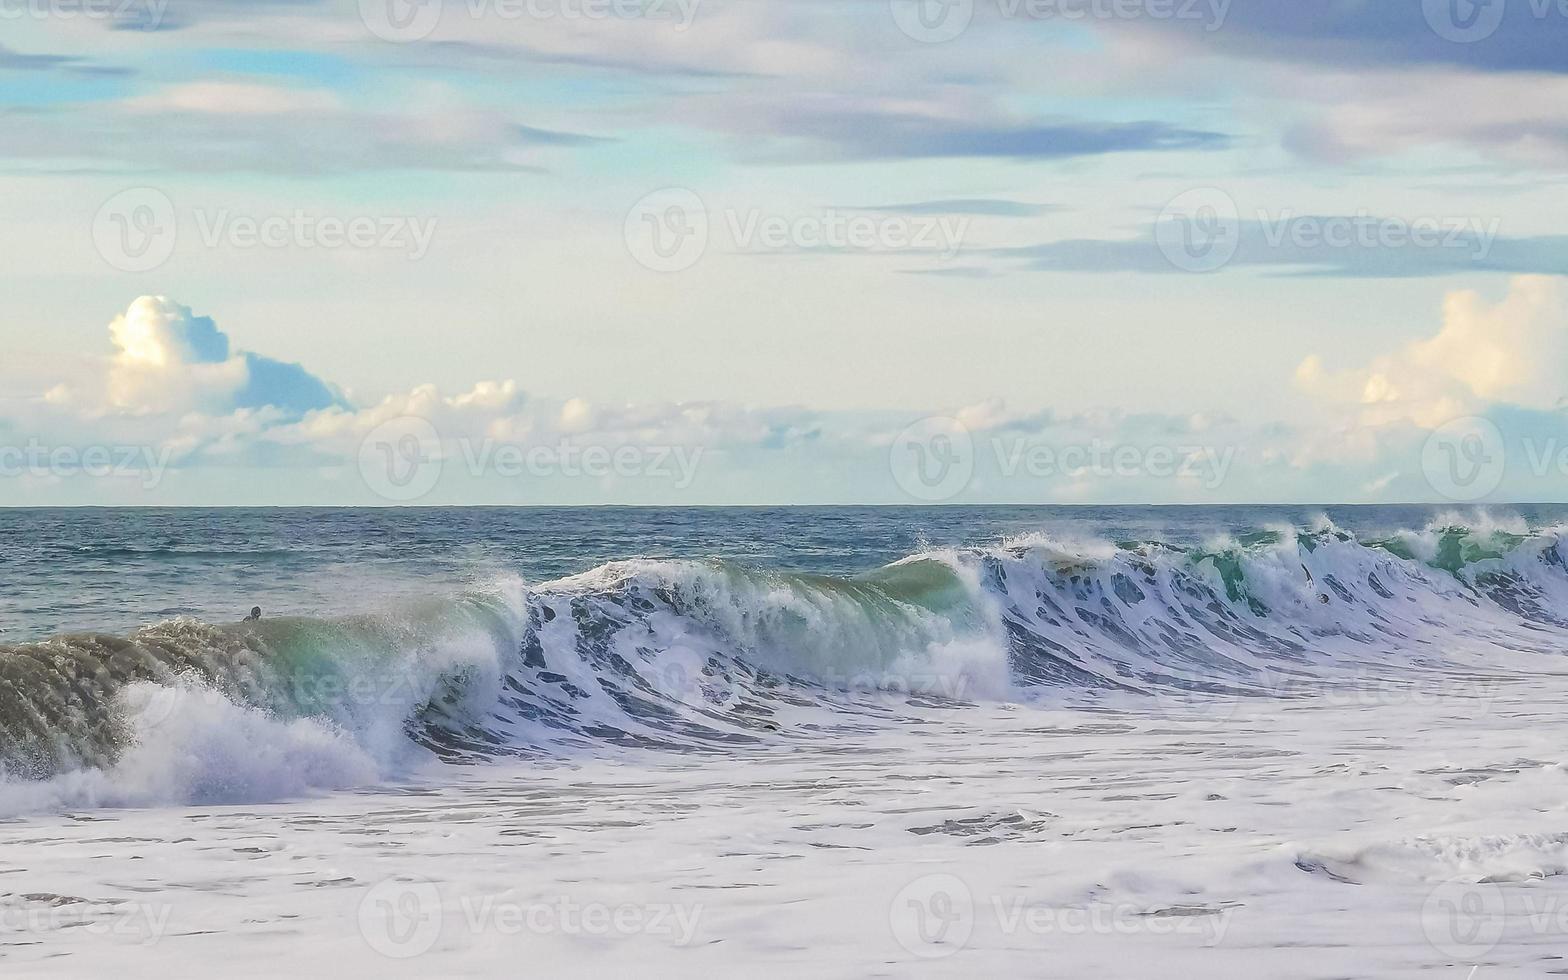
[5,521,1568,810]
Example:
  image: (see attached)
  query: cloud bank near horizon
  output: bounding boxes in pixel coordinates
[3,282,1565,505]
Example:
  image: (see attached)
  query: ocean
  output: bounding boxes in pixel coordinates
[3,504,1568,975]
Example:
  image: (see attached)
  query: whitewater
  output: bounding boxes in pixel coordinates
[3,506,1568,976]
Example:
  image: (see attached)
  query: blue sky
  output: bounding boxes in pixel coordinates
[1,0,1566,505]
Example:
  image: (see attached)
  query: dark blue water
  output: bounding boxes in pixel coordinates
[4,504,1564,641]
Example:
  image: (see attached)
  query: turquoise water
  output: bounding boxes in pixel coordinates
[6,503,1568,794]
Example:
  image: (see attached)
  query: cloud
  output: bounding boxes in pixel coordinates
[841,199,1057,217]
[1087,13,1568,164]
[333,2,1227,166]
[122,81,344,115]
[94,296,341,416]
[7,297,839,497]
[689,96,1229,162]
[417,38,752,81]
[1280,67,1568,167]
[0,81,599,174]
[837,118,1223,161]
[1110,4,1568,75]
[0,43,131,76]
[1296,275,1568,427]
[29,0,1562,172]
[990,218,1568,278]
[8,287,1567,505]
[101,0,326,32]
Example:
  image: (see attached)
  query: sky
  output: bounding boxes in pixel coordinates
[1,0,1566,505]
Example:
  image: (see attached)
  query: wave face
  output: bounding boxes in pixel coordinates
[4,520,1568,809]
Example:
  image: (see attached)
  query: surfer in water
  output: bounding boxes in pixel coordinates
[244,606,262,622]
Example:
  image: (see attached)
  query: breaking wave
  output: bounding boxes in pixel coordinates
[4,520,1567,811]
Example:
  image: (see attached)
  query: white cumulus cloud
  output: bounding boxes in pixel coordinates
[1296,275,1568,428]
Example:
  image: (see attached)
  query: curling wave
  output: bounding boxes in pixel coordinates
[4,520,1567,809]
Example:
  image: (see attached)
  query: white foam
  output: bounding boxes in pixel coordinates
[0,682,379,814]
